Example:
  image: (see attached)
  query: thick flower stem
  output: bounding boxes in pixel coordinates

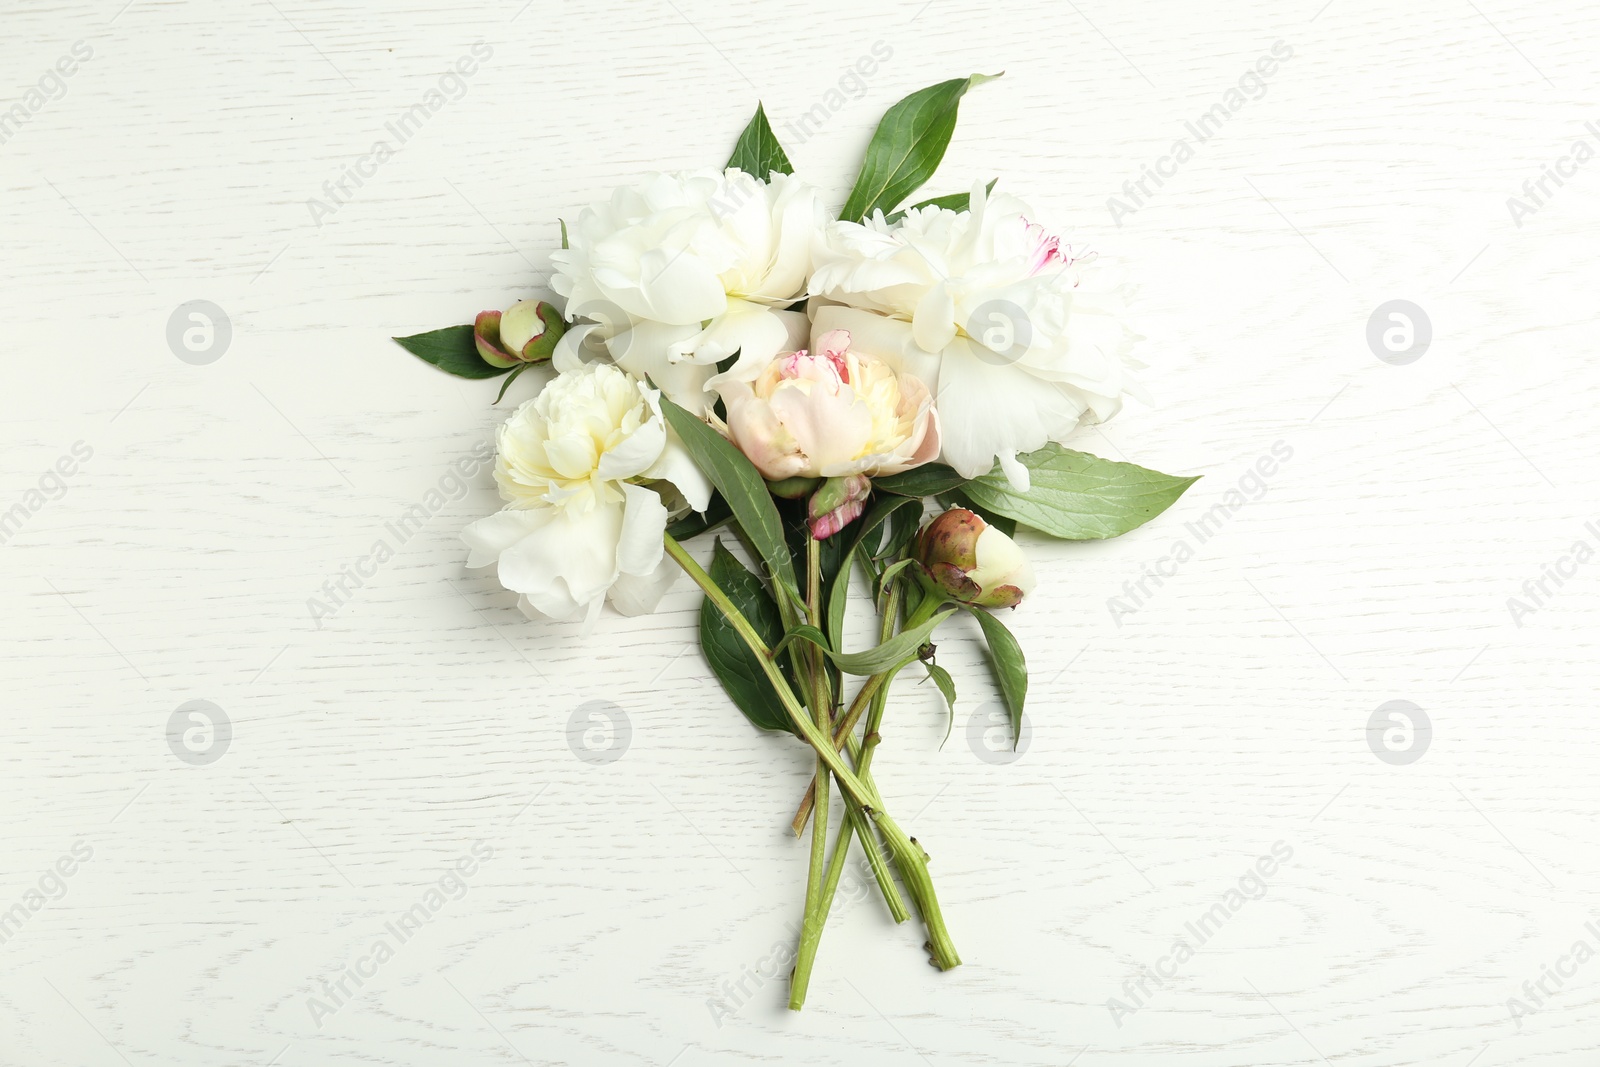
[790,592,943,834]
[663,534,961,986]
[790,536,833,1010]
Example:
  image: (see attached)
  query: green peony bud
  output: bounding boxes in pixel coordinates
[913,508,1035,608]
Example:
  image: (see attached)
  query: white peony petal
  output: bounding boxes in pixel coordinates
[934,339,1086,479]
[609,319,716,414]
[595,405,666,483]
[496,502,623,620]
[461,509,548,569]
[997,449,1030,492]
[809,305,942,391]
[608,557,679,616]
[912,282,957,353]
[616,482,668,577]
[642,431,713,512]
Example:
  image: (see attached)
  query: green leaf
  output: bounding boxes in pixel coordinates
[700,540,794,733]
[883,178,997,224]
[394,325,513,380]
[660,395,799,599]
[923,661,957,746]
[962,606,1027,748]
[788,606,952,676]
[826,495,918,650]
[493,362,529,404]
[772,622,830,659]
[559,218,569,249]
[838,73,1001,224]
[873,463,968,498]
[961,445,1199,540]
[666,493,731,541]
[726,102,794,178]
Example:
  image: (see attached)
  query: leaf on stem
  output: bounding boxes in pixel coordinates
[873,462,968,498]
[923,661,957,746]
[961,605,1027,749]
[784,606,952,676]
[700,539,795,734]
[826,495,918,650]
[726,102,794,178]
[838,73,1001,224]
[661,395,800,600]
[883,178,997,224]
[961,444,1198,540]
[394,325,514,380]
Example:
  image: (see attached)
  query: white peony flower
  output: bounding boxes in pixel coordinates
[551,169,823,413]
[461,362,711,622]
[808,180,1144,489]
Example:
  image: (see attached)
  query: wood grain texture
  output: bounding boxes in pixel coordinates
[2,0,1599,1064]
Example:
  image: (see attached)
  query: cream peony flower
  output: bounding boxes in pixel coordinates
[461,362,711,622]
[715,328,940,482]
[808,180,1143,489]
[550,169,823,414]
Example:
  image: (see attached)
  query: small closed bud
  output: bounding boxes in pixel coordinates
[913,508,1035,608]
[808,474,871,539]
[476,299,566,368]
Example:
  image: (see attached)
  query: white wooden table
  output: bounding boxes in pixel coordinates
[4,1,1598,1064]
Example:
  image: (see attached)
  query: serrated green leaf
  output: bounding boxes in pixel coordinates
[394,325,513,380]
[873,463,969,498]
[963,605,1027,749]
[726,102,794,178]
[961,444,1198,540]
[700,539,794,733]
[838,73,1001,224]
[660,395,799,601]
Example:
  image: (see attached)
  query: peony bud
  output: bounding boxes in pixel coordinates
[807,474,871,539]
[913,508,1036,608]
[475,299,565,368]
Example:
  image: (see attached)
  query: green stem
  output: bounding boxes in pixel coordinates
[664,534,960,976]
[791,535,833,1009]
[789,593,942,833]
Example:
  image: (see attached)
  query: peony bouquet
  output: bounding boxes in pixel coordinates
[394,75,1195,1009]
